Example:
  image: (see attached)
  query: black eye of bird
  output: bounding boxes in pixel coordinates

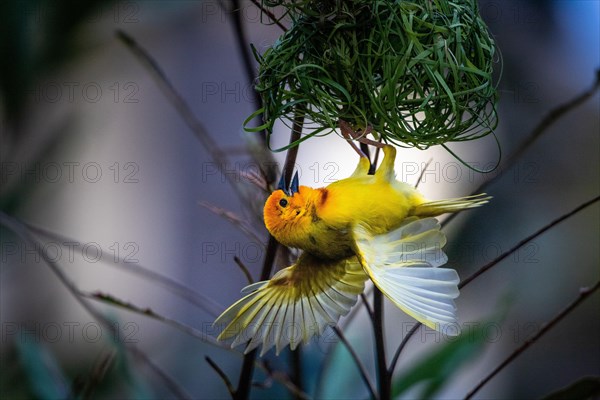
[279,199,288,207]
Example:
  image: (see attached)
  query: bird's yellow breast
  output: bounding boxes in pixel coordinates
[287,176,424,260]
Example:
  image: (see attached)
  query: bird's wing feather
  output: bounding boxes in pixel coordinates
[353,217,460,334]
[214,254,367,355]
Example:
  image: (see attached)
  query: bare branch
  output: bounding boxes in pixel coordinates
[85,291,308,398]
[198,200,265,244]
[333,326,379,400]
[253,363,310,400]
[84,291,227,349]
[0,212,193,400]
[235,112,305,400]
[234,256,255,285]
[458,195,599,290]
[443,69,600,228]
[24,222,224,318]
[248,0,288,31]
[415,158,433,189]
[388,323,420,376]
[500,69,600,177]
[116,30,226,164]
[373,289,390,400]
[464,281,600,399]
[206,356,236,397]
[388,195,600,376]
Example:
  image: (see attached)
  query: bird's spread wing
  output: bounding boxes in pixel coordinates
[214,254,367,355]
[353,217,460,334]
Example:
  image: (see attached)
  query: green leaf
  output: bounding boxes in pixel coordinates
[16,340,68,400]
[391,324,490,399]
[540,376,600,400]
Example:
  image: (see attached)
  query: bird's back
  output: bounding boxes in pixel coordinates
[317,174,423,235]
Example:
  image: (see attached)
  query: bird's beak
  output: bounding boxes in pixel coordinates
[277,171,300,196]
[290,172,299,194]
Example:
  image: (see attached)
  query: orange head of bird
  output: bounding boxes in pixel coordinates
[263,172,314,248]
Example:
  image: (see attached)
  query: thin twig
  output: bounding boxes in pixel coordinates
[360,292,374,320]
[116,30,226,164]
[372,136,383,169]
[373,289,390,400]
[235,113,305,400]
[340,120,367,157]
[25,222,224,318]
[443,69,600,228]
[83,291,226,349]
[91,288,309,400]
[116,30,256,210]
[290,347,303,400]
[234,256,255,285]
[387,323,420,376]
[84,290,309,398]
[500,69,600,177]
[226,0,268,143]
[253,364,310,400]
[206,356,236,396]
[314,286,374,396]
[333,128,390,398]
[0,212,193,400]
[333,327,379,400]
[235,238,277,400]
[249,0,288,31]
[362,137,391,400]
[458,195,599,290]
[140,353,193,400]
[284,108,305,184]
[464,281,600,399]
[415,158,433,189]
[75,350,117,399]
[388,195,600,376]
[198,200,265,244]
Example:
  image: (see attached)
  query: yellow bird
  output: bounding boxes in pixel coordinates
[215,145,490,355]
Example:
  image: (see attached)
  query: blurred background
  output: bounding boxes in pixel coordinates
[1,0,598,399]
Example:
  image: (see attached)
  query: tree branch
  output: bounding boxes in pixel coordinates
[248,0,288,31]
[373,288,390,399]
[333,327,379,400]
[206,356,236,397]
[25,222,224,318]
[464,281,600,399]
[388,195,600,376]
[0,212,193,400]
[442,69,600,228]
[116,30,226,164]
[234,113,304,400]
[458,195,599,290]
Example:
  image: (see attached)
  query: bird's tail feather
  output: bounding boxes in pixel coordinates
[410,193,491,217]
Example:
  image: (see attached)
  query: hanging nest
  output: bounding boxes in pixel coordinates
[246,0,499,151]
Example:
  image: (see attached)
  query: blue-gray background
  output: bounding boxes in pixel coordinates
[1,1,598,398]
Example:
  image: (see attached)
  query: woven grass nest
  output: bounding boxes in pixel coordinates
[246,0,499,152]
